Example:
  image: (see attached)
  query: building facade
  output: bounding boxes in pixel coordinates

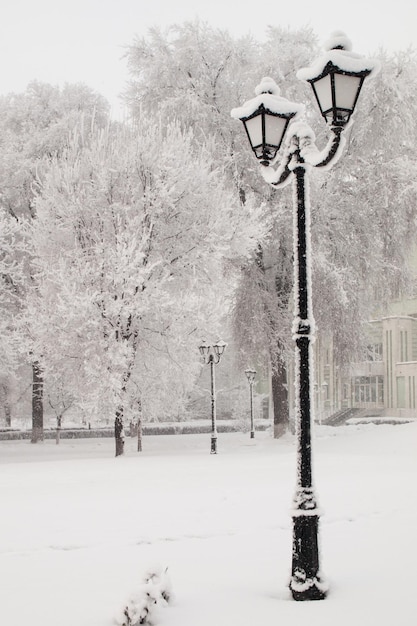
[312,306,417,421]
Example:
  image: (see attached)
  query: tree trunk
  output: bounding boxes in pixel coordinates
[4,404,11,427]
[0,383,12,427]
[56,416,62,445]
[254,241,292,440]
[272,361,289,438]
[31,362,44,443]
[115,412,125,457]
[137,416,143,452]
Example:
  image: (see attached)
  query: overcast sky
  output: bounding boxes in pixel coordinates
[1,0,416,117]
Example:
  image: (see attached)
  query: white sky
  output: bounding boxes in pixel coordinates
[1,0,416,117]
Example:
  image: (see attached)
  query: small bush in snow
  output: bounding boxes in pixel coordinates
[116,565,172,626]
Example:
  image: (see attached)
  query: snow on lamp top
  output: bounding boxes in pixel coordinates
[231,77,305,120]
[297,31,380,127]
[297,31,381,82]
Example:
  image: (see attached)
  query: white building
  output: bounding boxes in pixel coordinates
[313,300,417,421]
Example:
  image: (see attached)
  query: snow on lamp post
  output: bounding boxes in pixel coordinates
[245,369,257,439]
[199,340,227,454]
[231,32,379,601]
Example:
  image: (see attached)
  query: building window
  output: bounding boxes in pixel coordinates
[409,376,416,410]
[365,343,383,362]
[396,376,406,408]
[386,330,393,408]
[400,331,408,362]
[353,376,384,406]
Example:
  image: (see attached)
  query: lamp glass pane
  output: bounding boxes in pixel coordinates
[199,342,210,356]
[213,341,226,357]
[334,74,362,110]
[245,369,256,383]
[244,114,263,149]
[313,74,332,113]
[264,114,287,149]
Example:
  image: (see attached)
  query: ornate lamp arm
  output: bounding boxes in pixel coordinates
[261,150,293,188]
[259,120,347,187]
[301,125,346,170]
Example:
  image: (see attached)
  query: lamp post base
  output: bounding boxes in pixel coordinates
[250,431,255,439]
[290,512,328,601]
[290,576,327,601]
[210,435,217,454]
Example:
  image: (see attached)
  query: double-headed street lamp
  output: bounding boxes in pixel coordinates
[231,32,379,601]
[245,369,256,439]
[199,340,227,454]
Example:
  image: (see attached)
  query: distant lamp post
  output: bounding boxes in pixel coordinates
[199,340,227,454]
[245,369,257,438]
[232,32,379,601]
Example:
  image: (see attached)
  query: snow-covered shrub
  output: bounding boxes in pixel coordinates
[116,565,172,626]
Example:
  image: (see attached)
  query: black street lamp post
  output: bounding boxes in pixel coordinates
[199,340,227,454]
[231,32,379,600]
[245,369,256,439]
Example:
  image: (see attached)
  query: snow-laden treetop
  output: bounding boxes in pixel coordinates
[231,77,305,120]
[297,31,381,81]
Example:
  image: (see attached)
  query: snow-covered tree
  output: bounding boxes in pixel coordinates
[29,120,263,454]
[124,23,417,434]
[0,81,110,438]
[123,21,318,435]
[0,81,110,219]
[0,213,28,425]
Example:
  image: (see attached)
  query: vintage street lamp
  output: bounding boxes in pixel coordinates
[245,369,257,439]
[298,31,374,127]
[237,76,304,166]
[199,340,227,453]
[232,32,379,601]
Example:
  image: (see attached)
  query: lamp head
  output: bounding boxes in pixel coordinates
[198,340,211,358]
[297,32,380,127]
[231,77,304,165]
[213,340,227,358]
[245,368,256,384]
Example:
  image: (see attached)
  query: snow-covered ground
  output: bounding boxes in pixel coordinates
[0,421,415,626]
